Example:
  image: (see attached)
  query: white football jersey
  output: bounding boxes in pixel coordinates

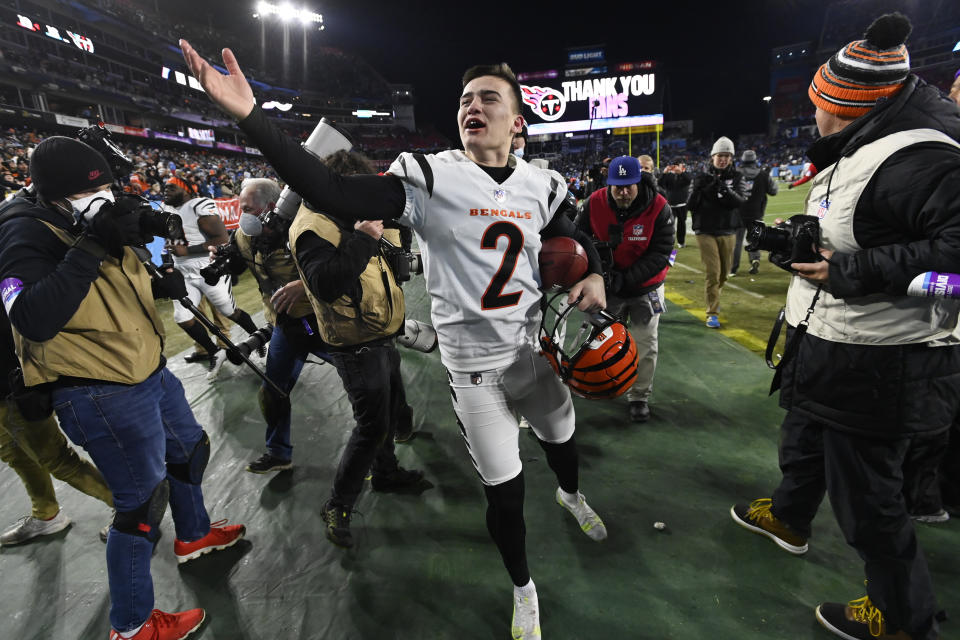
[388,150,568,371]
[171,196,219,273]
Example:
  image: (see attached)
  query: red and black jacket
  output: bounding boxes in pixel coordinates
[576,173,675,297]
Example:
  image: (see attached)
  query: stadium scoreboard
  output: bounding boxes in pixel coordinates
[519,59,663,136]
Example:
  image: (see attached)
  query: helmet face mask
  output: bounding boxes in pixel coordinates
[538,293,639,399]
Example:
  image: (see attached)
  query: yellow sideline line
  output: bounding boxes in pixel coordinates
[663,291,769,353]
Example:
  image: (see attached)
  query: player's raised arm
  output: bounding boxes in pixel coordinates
[180,40,255,121]
[179,39,406,223]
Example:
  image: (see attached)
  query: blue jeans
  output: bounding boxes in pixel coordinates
[53,367,211,632]
[262,322,331,460]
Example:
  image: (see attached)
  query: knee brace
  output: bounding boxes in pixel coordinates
[113,479,168,541]
[166,431,210,485]
[258,386,291,426]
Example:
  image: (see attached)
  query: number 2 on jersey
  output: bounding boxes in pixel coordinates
[480,221,524,310]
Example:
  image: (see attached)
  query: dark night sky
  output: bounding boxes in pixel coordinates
[171,0,838,141]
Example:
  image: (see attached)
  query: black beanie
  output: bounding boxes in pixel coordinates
[29,136,113,200]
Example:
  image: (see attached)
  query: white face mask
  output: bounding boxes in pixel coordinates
[513,148,524,159]
[238,212,264,236]
[70,190,116,223]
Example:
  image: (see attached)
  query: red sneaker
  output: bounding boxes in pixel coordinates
[174,519,246,564]
[108,608,205,640]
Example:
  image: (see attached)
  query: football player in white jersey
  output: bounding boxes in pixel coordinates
[163,176,260,378]
[182,41,608,640]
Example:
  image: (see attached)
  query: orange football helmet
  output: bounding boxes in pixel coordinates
[539,294,639,399]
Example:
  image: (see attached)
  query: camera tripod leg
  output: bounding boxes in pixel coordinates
[143,261,288,398]
[177,297,288,398]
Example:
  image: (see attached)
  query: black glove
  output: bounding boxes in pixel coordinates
[153,267,188,300]
[693,174,712,190]
[87,203,141,259]
[716,180,731,198]
[787,182,795,190]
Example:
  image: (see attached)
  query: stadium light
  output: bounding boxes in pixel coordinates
[762,96,772,102]
[253,1,323,25]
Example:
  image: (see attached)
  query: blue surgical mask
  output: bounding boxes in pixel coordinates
[513,148,525,159]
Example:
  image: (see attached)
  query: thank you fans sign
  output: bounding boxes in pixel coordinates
[520,68,663,135]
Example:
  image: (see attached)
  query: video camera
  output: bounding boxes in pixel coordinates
[745,214,821,272]
[76,122,182,244]
[199,243,240,286]
[380,237,423,283]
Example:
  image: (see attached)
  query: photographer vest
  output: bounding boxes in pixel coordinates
[13,220,165,386]
[786,128,960,344]
[587,188,670,292]
[235,228,312,324]
[288,206,404,346]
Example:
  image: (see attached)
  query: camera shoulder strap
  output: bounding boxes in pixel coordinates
[767,285,822,395]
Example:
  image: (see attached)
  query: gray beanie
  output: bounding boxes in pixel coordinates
[741,150,757,163]
[710,136,735,156]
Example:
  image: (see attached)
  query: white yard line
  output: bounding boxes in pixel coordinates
[672,261,765,299]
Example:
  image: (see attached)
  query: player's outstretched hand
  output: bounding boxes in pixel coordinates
[568,273,606,313]
[179,39,255,121]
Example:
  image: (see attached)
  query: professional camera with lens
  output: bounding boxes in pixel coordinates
[591,223,623,288]
[77,122,132,180]
[121,194,183,244]
[75,122,182,244]
[380,237,423,283]
[226,324,272,365]
[199,243,240,286]
[397,318,438,353]
[745,214,821,272]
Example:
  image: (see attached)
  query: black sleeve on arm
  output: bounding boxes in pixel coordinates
[237,106,407,222]
[829,150,960,298]
[294,229,380,303]
[688,174,705,211]
[0,218,102,342]
[542,200,603,276]
[619,203,676,290]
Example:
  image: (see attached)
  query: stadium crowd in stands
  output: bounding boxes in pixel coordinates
[1,126,279,199]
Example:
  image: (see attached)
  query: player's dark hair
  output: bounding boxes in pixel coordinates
[322,149,376,176]
[462,63,523,115]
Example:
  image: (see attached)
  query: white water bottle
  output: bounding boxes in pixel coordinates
[907,272,960,298]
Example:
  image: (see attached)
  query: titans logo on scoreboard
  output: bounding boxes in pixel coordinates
[521,85,567,122]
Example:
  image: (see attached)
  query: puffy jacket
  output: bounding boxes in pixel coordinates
[780,75,960,438]
[688,164,746,235]
[576,172,675,297]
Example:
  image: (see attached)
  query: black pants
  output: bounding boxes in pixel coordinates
[902,430,950,516]
[328,342,405,508]
[730,225,760,274]
[673,204,688,245]
[770,410,939,640]
[940,418,960,509]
